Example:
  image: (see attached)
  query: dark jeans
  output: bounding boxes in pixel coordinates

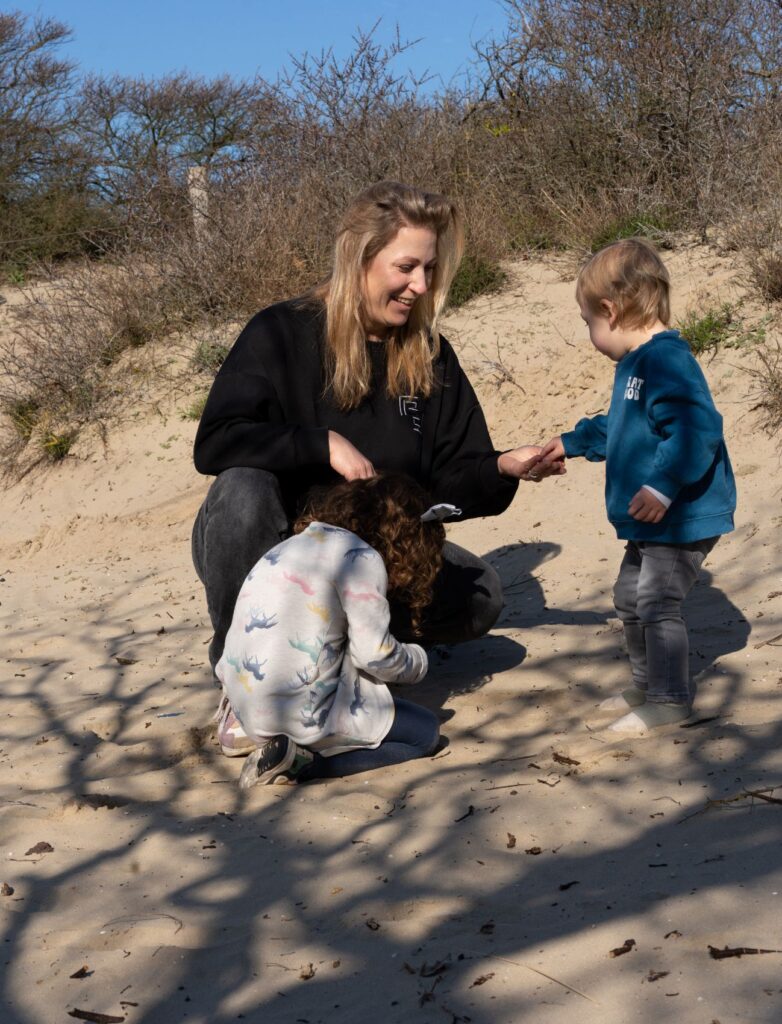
[299,697,439,780]
[192,468,504,670]
[613,537,718,704]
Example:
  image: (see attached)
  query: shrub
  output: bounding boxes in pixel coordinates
[676,303,766,357]
[6,398,39,440]
[192,339,229,375]
[181,392,208,421]
[589,213,674,253]
[677,304,737,355]
[1,260,29,285]
[475,0,781,241]
[448,255,507,308]
[0,259,172,474]
[751,254,782,304]
[40,430,75,461]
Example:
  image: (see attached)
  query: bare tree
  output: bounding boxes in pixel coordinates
[0,11,101,266]
[77,72,277,206]
[0,11,74,199]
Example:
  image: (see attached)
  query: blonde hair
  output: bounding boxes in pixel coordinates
[576,238,671,329]
[313,181,464,410]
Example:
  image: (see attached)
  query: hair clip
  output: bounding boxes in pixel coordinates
[420,503,462,522]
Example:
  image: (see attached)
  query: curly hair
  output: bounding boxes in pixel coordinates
[293,474,446,636]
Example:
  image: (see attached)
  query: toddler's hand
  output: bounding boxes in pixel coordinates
[536,438,565,473]
[628,487,667,523]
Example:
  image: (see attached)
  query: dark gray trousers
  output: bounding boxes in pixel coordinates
[192,468,504,670]
[612,537,717,704]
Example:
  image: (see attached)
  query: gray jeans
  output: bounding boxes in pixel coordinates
[613,537,718,704]
[192,467,504,671]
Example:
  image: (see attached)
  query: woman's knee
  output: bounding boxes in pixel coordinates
[472,563,504,636]
[208,468,289,533]
[210,466,283,507]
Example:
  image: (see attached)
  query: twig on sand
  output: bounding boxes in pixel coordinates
[678,787,781,824]
[748,789,782,805]
[709,944,782,959]
[753,631,782,649]
[67,1011,125,1024]
[484,782,533,791]
[549,320,577,349]
[431,749,451,760]
[680,715,721,729]
[462,335,527,394]
[101,912,183,934]
[454,805,475,822]
[496,956,600,1005]
[490,753,541,764]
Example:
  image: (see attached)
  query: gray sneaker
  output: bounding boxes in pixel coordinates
[239,735,314,789]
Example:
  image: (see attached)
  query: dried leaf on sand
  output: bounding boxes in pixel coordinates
[609,939,636,958]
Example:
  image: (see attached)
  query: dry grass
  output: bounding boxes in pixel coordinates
[747,343,782,437]
[0,259,175,471]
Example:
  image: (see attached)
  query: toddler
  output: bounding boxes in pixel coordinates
[215,473,447,786]
[539,238,736,734]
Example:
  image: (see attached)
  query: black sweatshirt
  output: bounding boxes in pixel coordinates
[193,298,518,520]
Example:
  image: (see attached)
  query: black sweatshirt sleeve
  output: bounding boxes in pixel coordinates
[428,339,518,519]
[193,305,330,477]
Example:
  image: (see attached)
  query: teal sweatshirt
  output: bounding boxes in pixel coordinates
[561,330,736,543]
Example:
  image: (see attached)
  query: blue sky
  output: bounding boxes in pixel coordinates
[13,1,508,89]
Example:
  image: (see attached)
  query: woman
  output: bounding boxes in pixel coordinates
[192,181,560,739]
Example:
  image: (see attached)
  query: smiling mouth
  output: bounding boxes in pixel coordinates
[393,296,414,307]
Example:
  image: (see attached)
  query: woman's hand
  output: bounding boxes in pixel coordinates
[498,444,566,482]
[328,430,376,481]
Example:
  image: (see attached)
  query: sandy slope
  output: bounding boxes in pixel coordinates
[1,244,781,1024]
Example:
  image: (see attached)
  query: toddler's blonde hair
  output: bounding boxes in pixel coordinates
[576,238,670,329]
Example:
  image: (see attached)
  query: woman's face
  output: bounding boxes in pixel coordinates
[362,224,438,339]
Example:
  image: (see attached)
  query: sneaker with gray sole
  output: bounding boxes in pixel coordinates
[239,735,314,789]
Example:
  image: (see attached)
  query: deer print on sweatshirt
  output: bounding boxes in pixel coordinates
[216,523,427,756]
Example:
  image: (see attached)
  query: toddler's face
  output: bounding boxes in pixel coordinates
[579,301,624,361]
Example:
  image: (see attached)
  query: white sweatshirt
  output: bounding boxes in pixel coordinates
[216,523,428,755]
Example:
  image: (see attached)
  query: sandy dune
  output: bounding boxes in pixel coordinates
[1,244,781,1024]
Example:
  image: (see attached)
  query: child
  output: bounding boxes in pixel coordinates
[214,473,447,787]
[538,238,736,734]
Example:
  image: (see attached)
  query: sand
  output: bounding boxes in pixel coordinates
[1,243,781,1024]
